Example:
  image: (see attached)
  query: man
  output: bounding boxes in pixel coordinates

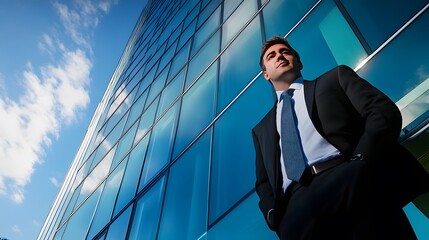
[252,36,429,239]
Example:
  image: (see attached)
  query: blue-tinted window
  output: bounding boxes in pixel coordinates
[146,64,169,105]
[133,97,158,145]
[206,192,277,240]
[174,62,217,157]
[139,102,179,189]
[113,134,150,216]
[77,144,116,206]
[262,0,318,38]
[128,176,166,240]
[287,0,367,79]
[105,204,133,240]
[169,41,190,82]
[157,68,185,119]
[341,0,428,50]
[111,122,138,169]
[197,0,221,28]
[86,161,126,239]
[210,75,274,224]
[218,16,262,113]
[192,6,221,55]
[223,0,242,20]
[157,131,210,239]
[178,18,196,50]
[356,9,429,135]
[221,0,257,48]
[60,185,103,239]
[187,30,220,88]
[123,89,149,130]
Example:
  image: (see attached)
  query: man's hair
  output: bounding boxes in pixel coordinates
[259,36,301,71]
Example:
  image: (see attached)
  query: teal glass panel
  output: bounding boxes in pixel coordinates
[123,89,149,130]
[207,192,277,240]
[157,68,184,119]
[169,41,190,82]
[210,76,274,224]
[157,131,210,240]
[86,161,126,239]
[133,97,158,145]
[218,16,262,113]
[77,144,116,206]
[192,5,220,55]
[139,103,179,189]
[221,0,257,48]
[105,204,133,240]
[178,18,196,50]
[197,0,221,28]
[146,64,169,105]
[341,0,428,50]
[128,176,166,240]
[61,184,103,240]
[287,0,367,79]
[262,0,318,38]
[138,66,157,97]
[184,2,200,28]
[356,9,429,136]
[113,134,150,216]
[159,40,178,72]
[174,62,217,157]
[223,0,242,20]
[186,30,220,88]
[111,122,138,169]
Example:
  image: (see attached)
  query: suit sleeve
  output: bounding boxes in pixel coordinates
[252,128,277,230]
[337,65,402,161]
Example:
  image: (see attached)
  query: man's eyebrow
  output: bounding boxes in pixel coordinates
[265,50,275,59]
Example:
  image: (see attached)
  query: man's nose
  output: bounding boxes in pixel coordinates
[277,53,286,61]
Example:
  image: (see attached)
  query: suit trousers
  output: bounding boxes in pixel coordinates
[278,159,416,240]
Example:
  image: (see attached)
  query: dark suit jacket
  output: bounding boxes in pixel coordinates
[252,65,429,230]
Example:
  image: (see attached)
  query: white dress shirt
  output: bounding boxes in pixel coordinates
[276,77,341,191]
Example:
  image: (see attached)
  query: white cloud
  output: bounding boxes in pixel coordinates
[49,177,60,187]
[12,224,21,234]
[0,0,118,204]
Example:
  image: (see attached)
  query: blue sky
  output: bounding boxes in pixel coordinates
[0,0,146,239]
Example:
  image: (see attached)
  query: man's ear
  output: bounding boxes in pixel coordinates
[263,71,270,81]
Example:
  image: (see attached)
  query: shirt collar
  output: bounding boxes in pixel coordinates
[276,77,304,101]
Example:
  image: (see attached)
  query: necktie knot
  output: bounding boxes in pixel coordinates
[281,88,294,101]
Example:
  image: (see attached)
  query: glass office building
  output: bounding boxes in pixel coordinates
[38,0,429,239]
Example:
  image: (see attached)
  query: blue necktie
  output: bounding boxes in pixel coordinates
[281,89,307,182]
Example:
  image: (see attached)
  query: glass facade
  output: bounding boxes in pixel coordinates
[38,0,429,239]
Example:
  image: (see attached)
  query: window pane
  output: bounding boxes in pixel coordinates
[186,30,220,88]
[105,204,133,240]
[111,122,138,169]
[134,96,158,145]
[356,9,429,136]
[170,41,190,80]
[221,0,257,48]
[158,131,210,240]
[146,65,169,105]
[139,103,179,189]
[192,5,221,55]
[174,62,217,157]
[218,16,262,113]
[262,0,318,38]
[210,75,274,223]
[207,192,277,240]
[157,68,185,118]
[341,0,428,50]
[287,0,367,79]
[86,161,126,239]
[113,134,150,216]
[128,177,166,240]
[60,184,103,240]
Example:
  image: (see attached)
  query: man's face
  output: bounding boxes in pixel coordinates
[262,43,302,85]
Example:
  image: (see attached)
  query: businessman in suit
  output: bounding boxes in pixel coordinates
[252,36,429,239]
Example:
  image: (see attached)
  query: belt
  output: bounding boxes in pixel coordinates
[309,156,345,175]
